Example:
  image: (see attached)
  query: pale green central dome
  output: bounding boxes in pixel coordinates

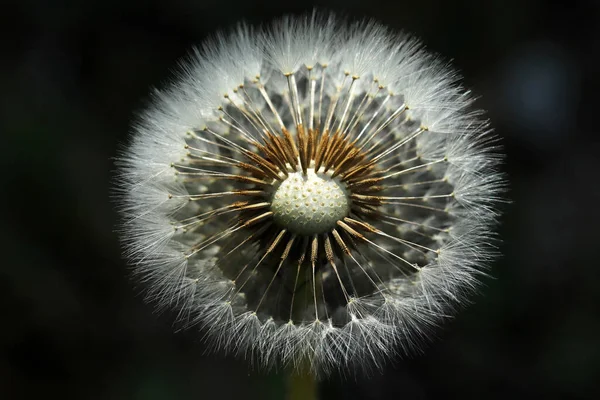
[270,169,350,235]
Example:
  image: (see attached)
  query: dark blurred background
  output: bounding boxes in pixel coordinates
[1,0,599,399]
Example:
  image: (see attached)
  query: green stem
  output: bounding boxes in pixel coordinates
[286,366,317,400]
[286,262,320,400]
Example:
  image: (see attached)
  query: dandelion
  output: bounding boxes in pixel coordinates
[116,12,505,376]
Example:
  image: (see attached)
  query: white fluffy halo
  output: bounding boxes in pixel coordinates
[115,11,505,376]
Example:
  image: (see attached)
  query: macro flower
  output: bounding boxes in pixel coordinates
[116,12,505,375]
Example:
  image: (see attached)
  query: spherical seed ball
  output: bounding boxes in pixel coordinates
[115,11,506,377]
[271,169,350,235]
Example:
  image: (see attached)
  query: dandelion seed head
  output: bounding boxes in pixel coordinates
[116,11,505,376]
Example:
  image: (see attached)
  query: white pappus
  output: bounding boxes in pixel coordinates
[115,11,505,376]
